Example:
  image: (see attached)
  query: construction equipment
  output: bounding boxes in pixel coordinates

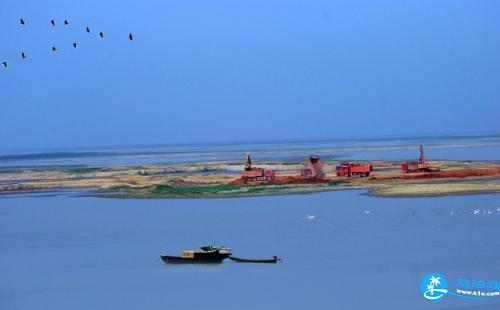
[402,145,432,173]
[336,163,373,177]
[300,155,325,180]
[241,152,275,183]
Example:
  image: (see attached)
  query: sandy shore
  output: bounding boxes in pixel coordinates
[1,159,499,198]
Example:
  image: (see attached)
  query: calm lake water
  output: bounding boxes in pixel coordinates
[1,190,499,309]
[1,134,499,168]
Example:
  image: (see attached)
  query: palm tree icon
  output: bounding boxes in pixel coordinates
[427,276,441,295]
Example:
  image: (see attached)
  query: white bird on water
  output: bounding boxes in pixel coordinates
[472,209,480,215]
[363,210,371,215]
[306,214,315,220]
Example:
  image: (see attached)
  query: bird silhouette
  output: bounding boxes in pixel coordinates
[72,42,78,48]
[21,52,26,59]
[52,46,57,52]
[20,18,25,25]
[64,20,69,26]
[2,61,7,68]
[128,33,134,40]
[99,32,104,38]
[51,19,55,26]
[86,27,90,33]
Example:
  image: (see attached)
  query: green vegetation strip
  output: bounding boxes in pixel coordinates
[103,180,349,198]
[152,184,241,196]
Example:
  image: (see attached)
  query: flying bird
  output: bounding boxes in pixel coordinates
[72,42,78,48]
[20,18,25,25]
[51,19,55,26]
[128,33,134,40]
[64,20,69,26]
[2,61,7,68]
[52,46,57,52]
[99,32,104,38]
[21,52,26,59]
[86,27,90,33]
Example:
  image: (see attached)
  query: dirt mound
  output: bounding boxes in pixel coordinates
[371,169,500,180]
[229,175,330,185]
[275,176,330,184]
[228,178,247,186]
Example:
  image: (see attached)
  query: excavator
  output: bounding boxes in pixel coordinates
[402,145,432,173]
[241,152,275,183]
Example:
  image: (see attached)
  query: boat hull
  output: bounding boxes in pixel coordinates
[160,254,229,264]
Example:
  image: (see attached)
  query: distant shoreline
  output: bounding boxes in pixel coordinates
[1,134,499,170]
[1,157,499,199]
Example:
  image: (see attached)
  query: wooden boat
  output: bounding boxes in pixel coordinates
[229,255,280,263]
[160,246,231,264]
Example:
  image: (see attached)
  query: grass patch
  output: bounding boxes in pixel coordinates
[152,184,241,197]
[327,180,345,186]
[107,181,350,199]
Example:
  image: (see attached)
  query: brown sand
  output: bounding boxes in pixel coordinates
[1,160,499,198]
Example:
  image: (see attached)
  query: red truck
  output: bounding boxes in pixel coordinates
[242,168,275,182]
[402,145,432,173]
[401,161,431,173]
[300,155,326,180]
[336,163,373,177]
[241,152,276,183]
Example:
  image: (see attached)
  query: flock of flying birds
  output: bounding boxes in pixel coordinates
[1,18,134,69]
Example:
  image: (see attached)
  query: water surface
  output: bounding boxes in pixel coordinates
[1,134,499,168]
[1,191,499,309]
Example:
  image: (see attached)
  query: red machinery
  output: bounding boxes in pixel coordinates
[300,155,325,180]
[402,145,431,173]
[241,152,275,183]
[336,163,372,177]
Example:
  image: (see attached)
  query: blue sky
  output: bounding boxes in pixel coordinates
[1,0,499,151]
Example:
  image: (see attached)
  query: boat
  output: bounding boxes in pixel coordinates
[160,246,231,264]
[228,256,280,263]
